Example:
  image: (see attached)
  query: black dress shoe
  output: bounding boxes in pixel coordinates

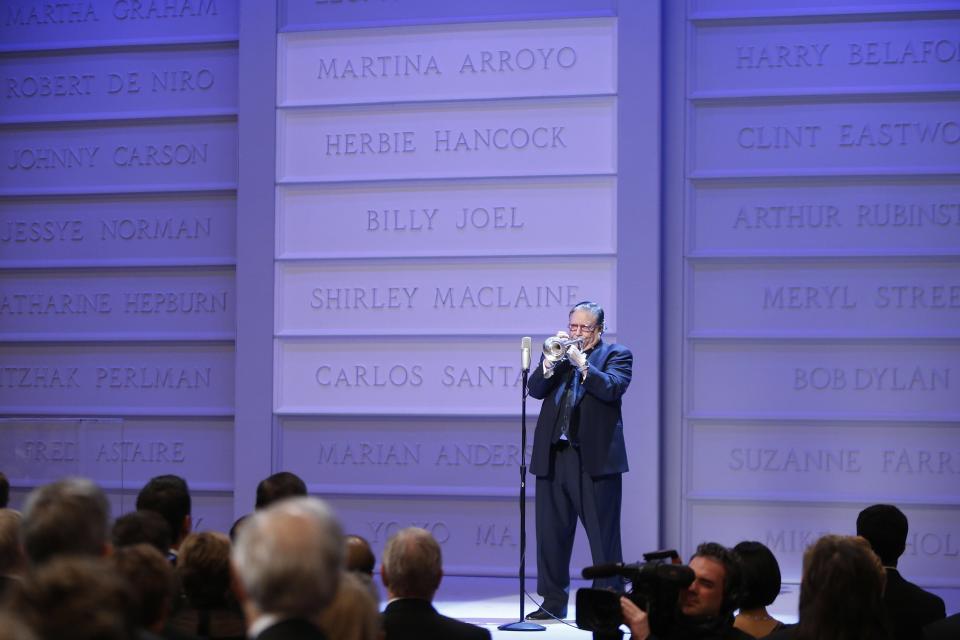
[525,607,565,621]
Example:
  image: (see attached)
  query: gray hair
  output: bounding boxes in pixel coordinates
[381,527,442,599]
[22,477,110,565]
[232,496,343,617]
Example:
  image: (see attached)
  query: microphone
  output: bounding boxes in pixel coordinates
[521,336,532,372]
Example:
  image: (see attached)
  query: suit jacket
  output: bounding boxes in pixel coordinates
[256,618,328,640]
[883,568,946,640]
[924,612,960,640]
[382,598,490,640]
[528,339,632,477]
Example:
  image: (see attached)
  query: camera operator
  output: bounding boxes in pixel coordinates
[620,543,752,640]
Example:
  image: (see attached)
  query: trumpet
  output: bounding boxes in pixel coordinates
[543,336,584,358]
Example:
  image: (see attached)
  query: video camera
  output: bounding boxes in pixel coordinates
[576,549,694,640]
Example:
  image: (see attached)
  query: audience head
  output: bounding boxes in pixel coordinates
[317,571,381,640]
[110,544,177,632]
[682,542,742,618]
[856,503,908,566]
[0,612,38,640]
[177,531,234,608]
[21,477,110,565]
[111,510,172,554]
[232,496,343,619]
[136,475,191,548]
[0,472,9,509]
[255,471,307,510]
[797,535,887,640]
[381,527,443,600]
[11,556,136,640]
[0,509,26,577]
[345,534,376,575]
[733,540,781,610]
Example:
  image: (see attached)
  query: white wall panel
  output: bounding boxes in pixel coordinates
[0,193,236,268]
[326,495,592,577]
[0,268,235,340]
[688,420,960,502]
[692,18,960,96]
[690,180,960,257]
[276,176,616,259]
[689,341,960,419]
[0,343,235,416]
[279,18,615,106]
[689,260,960,338]
[278,416,530,496]
[276,257,615,336]
[691,99,960,177]
[277,97,616,182]
[687,501,960,587]
[275,337,550,416]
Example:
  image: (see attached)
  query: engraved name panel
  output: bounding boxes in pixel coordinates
[693,17,960,95]
[277,176,616,259]
[275,336,632,416]
[278,416,530,494]
[325,495,593,577]
[0,416,232,490]
[279,18,615,106]
[277,97,616,182]
[689,420,960,501]
[691,99,960,176]
[688,502,960,586]
[276,257,615,336]
[0,343,234,415]
[690,180,960,256]
[690,260,960,337]
[690,0,949,16]
[0,0,239,53]
[279,0,615,32]
[1,119,237,195]
[689,341,959,418]
[0,267,234,340]
[1,44,238,123]
[0,192,235,268]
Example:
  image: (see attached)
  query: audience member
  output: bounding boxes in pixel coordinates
[110,544,178,639]
[232,497,342,640]
[9,556,136,640]
[380,527,490,640]
[228,514,249,543]
[856,504,946,639]
[766,535,891,640]
[733,541,785,638]
[137,475,192,562]
[0,509,26,598]
[345,534,379,603]
[924,612,960,640]
[0,611,39,640]
[0,472,9,508]
[317,571,381,640]
[113,510,174,554]
[169,532,245,640]
[620,542,751,640]
[255,472,307,510]
[21,477,110,565]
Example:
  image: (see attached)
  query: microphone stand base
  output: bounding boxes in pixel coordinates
[497,621,546,632]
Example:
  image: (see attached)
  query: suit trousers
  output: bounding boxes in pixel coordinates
[535,441,623,615]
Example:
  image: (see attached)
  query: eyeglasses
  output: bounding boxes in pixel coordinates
[568,323,596,333]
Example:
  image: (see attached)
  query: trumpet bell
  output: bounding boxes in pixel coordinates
[543,336,583,358]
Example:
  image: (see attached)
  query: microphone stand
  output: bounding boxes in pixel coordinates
[499,363,545,632]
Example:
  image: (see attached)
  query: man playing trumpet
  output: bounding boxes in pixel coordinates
[525,300,633,621]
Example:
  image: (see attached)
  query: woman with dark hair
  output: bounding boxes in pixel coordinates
[168,532,245,640]
[733,541,785,638]
[767,535,892,640]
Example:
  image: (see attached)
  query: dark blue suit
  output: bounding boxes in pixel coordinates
[528,338,632,615]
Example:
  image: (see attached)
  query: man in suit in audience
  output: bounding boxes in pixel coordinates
[380,527,490,640]
[856,504,946,639]
[255,471,307,510]
[21,477,111,565]
[137,475,192,564]
[232,497,341,640]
